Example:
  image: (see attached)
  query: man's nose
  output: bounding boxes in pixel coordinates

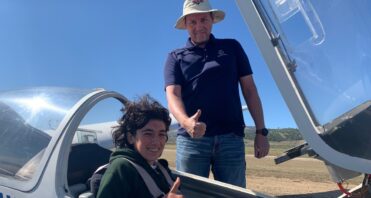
[194,23,204,31]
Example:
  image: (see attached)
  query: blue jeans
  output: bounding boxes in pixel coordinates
[176,133,246,188]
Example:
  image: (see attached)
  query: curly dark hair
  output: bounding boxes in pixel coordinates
[112,95,171,148]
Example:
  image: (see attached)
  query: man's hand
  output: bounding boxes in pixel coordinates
[165,177,183,198]
[182,109,206,138]
[254,134,269,158]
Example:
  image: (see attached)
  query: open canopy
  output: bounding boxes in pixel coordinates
[236,0,371,173]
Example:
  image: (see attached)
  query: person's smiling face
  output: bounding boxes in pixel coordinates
[128,119,168,165]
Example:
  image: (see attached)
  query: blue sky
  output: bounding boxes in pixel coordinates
[0,1,296,128]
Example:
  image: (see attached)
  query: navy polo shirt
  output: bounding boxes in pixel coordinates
[164,34,253,137]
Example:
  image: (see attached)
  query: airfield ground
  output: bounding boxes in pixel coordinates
[163,142,362,197]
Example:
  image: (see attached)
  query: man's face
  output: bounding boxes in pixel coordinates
[185,13,213,45]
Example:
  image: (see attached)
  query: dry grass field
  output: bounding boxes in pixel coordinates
[163,142,362,197]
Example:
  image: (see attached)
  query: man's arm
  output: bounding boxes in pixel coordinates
[240,75,265,129]
[239,75,270,158]
[165,85,206,138]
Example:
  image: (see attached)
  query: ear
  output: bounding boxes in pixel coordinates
[127,132,135,144]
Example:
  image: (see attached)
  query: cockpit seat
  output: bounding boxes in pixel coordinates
[67,143,112,197]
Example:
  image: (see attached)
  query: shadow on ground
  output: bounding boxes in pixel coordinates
[277,190,341,198]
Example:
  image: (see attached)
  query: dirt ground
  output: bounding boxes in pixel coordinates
[245,155,360,197]
[162,149,361,198]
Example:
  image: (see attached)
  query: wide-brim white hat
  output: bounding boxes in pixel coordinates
[175,0,225,29]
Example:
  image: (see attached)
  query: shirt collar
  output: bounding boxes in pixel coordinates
[185,34,215,49]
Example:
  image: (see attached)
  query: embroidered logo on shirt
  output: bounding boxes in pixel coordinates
[192,0,204,5]
[217,49,227,57]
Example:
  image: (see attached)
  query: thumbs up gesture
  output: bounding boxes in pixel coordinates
[182,109,206,138]
[165,177,183,198]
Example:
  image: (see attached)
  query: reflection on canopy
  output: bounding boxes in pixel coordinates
[0,101,51,179]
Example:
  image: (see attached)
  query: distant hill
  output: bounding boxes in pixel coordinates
[244,127,302,141]
[167,127,302,143]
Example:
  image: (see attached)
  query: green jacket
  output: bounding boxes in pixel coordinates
[97,148,173,198]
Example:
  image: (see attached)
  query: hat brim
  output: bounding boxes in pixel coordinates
[175,10,225,29]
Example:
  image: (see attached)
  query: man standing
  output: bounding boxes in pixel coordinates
[164,0,270,188]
